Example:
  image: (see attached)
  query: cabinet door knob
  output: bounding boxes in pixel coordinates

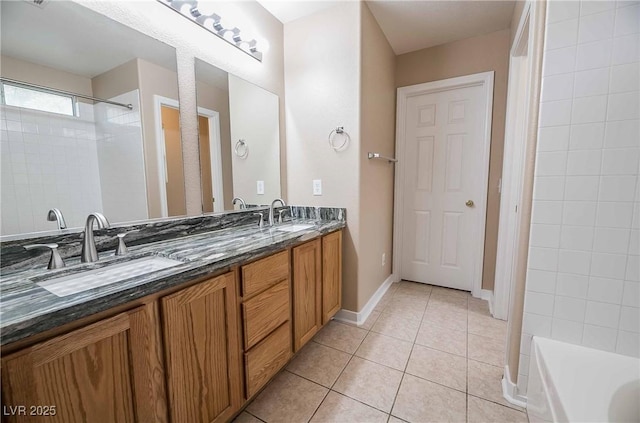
[466,200,475,208]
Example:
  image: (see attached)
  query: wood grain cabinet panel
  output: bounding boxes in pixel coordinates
[322,230,343,324]
[244,322,291,398]
[241,250,289,298]
[292,239,322,352]
[242,280,290,349]
[1,304,167,423]
[161,272,242,423]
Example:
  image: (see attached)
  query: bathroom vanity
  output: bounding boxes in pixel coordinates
[0,209,344,423]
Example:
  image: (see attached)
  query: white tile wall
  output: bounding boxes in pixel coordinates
[94,90,148,225]
[1,89,148,235]
[1,104,103,234]
[519,0,640,395]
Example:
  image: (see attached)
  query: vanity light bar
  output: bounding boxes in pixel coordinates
[156,0,263,62]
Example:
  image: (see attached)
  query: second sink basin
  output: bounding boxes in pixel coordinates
[276,224,315,233]
[36,256,183,297]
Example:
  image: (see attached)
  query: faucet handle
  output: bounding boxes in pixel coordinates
[115,230,140,256]
[24,243,65,270]
[253,212,264,229]
[278,209,288,224]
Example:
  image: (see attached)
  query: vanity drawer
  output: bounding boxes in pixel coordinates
[242,280,290,349]
[244,321,291,398]
[241,250,289,298]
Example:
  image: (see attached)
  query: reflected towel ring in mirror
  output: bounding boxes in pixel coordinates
[328,126,350,152]
[235,139,249,158]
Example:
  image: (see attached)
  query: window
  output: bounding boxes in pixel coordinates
[1,81,76,116]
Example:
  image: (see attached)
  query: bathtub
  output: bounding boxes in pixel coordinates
[527,337,640,423]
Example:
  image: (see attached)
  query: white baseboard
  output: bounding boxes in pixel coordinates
[502,364,527,408]
[480,289,496,317]
[334,274,395,326]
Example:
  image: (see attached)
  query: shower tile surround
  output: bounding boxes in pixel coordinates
[521,0,640,394]
[0,206,345,345]
[0,89,147,235]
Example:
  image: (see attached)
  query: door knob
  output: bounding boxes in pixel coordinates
[466,200,474,208]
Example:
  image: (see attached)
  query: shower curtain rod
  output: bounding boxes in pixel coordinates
[1,77,133,110]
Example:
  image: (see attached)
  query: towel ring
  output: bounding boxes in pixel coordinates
[234,139,249,159]
[328,126,350,152]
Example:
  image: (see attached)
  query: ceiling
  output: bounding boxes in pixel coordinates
[258,0,516,55]
[1,1,177,78]
[258,1,344,24]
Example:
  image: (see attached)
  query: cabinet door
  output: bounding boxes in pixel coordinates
[292,239,322,351]
[322,230,343,324]
[161,272,242,423]
[1,304,167,423]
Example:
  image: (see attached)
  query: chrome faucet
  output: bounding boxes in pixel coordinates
[232,197,247,209]
[81,212,110,263]
[47,208,67,230]
[269,198,286,226]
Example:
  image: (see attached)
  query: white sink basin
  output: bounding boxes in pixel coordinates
[36,256,183,297]
[276,224,315,233]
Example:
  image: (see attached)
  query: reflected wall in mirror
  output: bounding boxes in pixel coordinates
[0,1,185,237]
[195,59,281,212]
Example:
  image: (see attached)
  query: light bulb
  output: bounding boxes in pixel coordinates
[195,1,216,16]
[202,17,215,31]
[179,3,193,16]
[222,29,237,42]
[254,38,269,53]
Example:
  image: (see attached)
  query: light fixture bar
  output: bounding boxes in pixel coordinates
[156,0,263,62]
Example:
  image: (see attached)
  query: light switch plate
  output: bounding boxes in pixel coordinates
[257,180,265,195]
[313,179,322,196]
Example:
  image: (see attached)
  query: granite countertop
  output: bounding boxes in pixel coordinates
[0,219,345,346]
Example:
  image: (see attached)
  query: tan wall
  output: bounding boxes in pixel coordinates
[395,29,511,291]
[358,4,396,309]
[196,80,233,211]
[284,2,362,311]
[1,55,93,98]
[228,75,281,206]
[137,58,181,218]
[91,59,139,101]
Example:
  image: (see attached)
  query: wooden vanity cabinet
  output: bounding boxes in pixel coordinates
[292,230,343,351]
[1,228,343,422]
[1,303,167,423]
[161,271,242,423]
[322,230,343,324]
[292,238,322,351]
[240,250,292,398]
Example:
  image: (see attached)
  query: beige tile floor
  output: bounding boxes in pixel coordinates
[236,281,528,423]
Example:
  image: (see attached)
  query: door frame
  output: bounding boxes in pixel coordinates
[392,71,494,298]
[494,2,533,320]
[197,106,225,213]
[153,95,180,218]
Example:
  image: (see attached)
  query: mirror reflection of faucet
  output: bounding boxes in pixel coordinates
[253,212,264,229]
[47,208,67,230]
[232,197,247,209]
[269,198,286,226]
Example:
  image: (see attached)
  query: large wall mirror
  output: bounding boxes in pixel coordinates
[195,59,281,213]
[1,1,185,237]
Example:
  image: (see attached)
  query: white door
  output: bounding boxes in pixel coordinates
[400,79,491,291]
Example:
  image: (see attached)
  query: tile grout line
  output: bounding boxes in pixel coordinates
[317,292,403,419]
[244,409,267,423]
[387,287,432,420]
